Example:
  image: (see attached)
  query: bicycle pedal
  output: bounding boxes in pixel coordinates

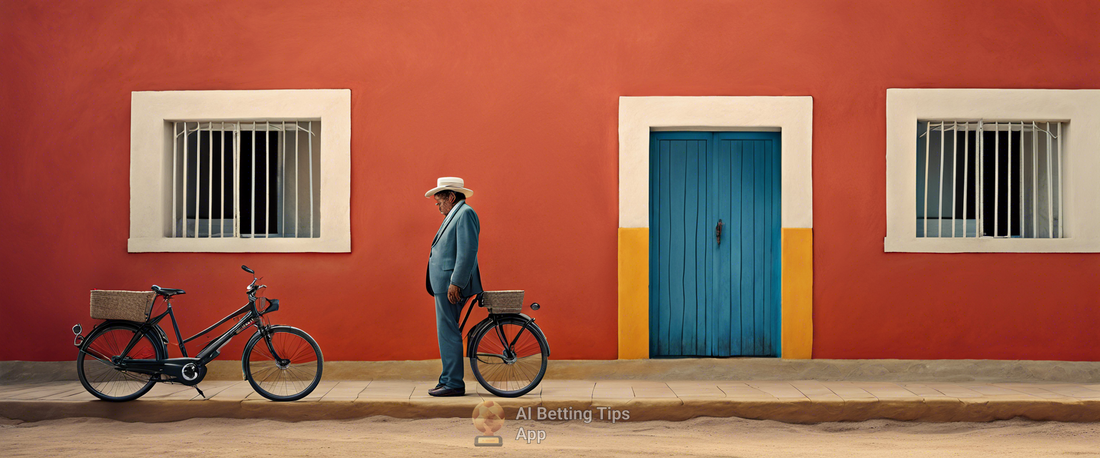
[194,386,206,399]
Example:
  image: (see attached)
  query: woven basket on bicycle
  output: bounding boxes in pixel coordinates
[480,290,524,314]
[89,290,156,322]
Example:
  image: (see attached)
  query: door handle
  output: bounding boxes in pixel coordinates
[716,219,723,245]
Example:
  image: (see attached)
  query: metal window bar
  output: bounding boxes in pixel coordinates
[280,121,286,237]
[309,121,315,238]
[1047,122,1054,239]
[220,122,226,238]
[182,122,189,238]
[294,121,300,238]
[977,120,983,237]
[251,122,256,239]
[1006,121,1012,237]
[938,121,945,237]
[1057,122,1063,238]
[951,121,957,237]
[994,122,999,237]
[1006,122,1013,236]
[918,120,1063,239]
[265,121,270,238]
[962,122,970,238]
[193,123,200,239]
[234,123,240,238]
[172,122,179,238]
[923,122,931,237]
[1032,122,1038,238]
[208,121,213,238]
[1018,122,1024,237]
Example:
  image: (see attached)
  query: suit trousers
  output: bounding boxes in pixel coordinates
[434,294,465,389]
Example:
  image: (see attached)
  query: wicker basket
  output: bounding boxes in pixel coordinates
[90,290,156,322]
[480,290,524,314]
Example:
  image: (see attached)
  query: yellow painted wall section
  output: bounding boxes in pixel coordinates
[618,228,649,359]
[781,228,813,359]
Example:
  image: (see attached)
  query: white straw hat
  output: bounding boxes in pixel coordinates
[425,177,474,198]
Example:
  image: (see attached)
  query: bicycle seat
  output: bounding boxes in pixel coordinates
[151,285,186,297]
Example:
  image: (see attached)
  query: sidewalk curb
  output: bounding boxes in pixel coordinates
[4,398,1099,424]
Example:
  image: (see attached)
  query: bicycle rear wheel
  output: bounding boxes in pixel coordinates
[469,316,548,397]
[76,322,164,402]
[242,326,323,401]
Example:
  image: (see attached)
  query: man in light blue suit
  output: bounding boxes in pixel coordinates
[425,177,483,397]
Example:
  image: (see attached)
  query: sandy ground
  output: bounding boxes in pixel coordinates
[2,416,1098,457]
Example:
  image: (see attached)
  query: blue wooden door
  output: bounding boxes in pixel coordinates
[649,132,781,357]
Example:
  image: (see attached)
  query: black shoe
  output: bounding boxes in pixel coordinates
[432,383,445,390]
[428,386,465,397]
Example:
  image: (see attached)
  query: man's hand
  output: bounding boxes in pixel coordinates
[448,284,462,304]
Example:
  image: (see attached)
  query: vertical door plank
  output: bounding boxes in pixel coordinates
[706,138,720,357]
[763,140,777,355]
[693,140,709,356]
[717,139,733,357]
[765,139,774,354]
[772,138,783,355]
[648,138,660,357]
[682,140,699,355]
[668,140,687,356]
[730,140,745,356]
[753,140,767,356]
[739,142,755,355]
[658,140,672,356]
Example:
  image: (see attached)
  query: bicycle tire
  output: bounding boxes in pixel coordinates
[469,315,549,398]
[242,326,323,401]
[76,321,165,402]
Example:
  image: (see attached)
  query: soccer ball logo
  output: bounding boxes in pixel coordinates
[472,400,505,435]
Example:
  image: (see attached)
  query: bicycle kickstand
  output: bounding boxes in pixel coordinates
[194,386,206,399]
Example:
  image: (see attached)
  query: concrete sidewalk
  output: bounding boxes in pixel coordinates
[3,379,1100,423]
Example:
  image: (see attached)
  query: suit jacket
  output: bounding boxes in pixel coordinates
[426,200,484,299]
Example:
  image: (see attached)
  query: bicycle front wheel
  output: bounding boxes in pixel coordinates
[470,316,549,397]
[242,326,323,401]
[77,322,164,402]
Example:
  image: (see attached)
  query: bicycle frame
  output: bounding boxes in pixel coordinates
[85,292,282,383]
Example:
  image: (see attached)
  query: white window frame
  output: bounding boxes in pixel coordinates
[886,88,1100,252]
[130,90,351,252]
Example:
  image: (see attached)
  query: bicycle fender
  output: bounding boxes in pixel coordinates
[152,324,170,347]
[99,319,168,347]
[85,319,126,337]
[85,320,165,345]
[521,317,550,358]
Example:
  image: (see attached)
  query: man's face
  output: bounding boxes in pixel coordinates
[434,193,456,216]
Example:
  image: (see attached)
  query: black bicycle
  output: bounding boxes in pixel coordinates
[459,291,550,397]
[71,265,323,402]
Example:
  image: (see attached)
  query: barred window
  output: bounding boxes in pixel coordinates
[170,121,320,239]
[916,121,1063,239]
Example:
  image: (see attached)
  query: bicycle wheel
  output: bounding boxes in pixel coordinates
[77,322,164,402]
[470,316,549,397]
[242,326,323,401]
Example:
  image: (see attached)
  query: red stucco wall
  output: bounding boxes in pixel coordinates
[2,0,1098,361]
